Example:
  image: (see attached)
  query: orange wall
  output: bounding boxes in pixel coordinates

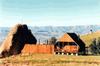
[63,45,79,53]
[22,44,54,54]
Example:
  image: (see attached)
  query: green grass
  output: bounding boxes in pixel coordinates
[80,31,100,47]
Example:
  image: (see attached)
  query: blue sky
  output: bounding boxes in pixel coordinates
[0,0,100,27]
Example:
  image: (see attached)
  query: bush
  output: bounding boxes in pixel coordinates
[89,37,100,55]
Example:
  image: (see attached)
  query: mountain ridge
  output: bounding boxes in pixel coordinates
[0,25,100,44]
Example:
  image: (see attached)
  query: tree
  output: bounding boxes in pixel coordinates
[48,37,57,44]
[96,37,100,54]
[89,37,100,55]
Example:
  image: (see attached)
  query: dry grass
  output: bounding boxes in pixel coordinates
[0,54,100,66]
[81,31,100,47]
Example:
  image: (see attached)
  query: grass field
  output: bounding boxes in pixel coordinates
[0,54,100,66]
[81,31,100,47]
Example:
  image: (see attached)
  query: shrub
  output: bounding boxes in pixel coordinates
[89,37,100,55]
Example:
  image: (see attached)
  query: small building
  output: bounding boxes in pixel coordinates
[55,33,86,55]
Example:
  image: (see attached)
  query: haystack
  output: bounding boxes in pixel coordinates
[0,24,37,57]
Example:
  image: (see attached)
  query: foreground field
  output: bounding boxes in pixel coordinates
[0,54,100,66]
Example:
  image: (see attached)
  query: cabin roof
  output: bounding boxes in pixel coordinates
[57,33,75,42]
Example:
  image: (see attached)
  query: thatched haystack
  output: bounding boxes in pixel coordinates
[0,24,37,57]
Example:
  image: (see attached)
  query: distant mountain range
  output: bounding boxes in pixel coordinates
[0,25,100,44]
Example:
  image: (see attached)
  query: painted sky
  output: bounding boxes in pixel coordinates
[0,0,100,27]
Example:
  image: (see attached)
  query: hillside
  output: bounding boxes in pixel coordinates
[80,31,100,47]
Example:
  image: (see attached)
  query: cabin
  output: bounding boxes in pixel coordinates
[55,33,86,55]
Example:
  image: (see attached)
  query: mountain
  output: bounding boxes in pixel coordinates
[0,25,100,44]
[0,27,10,44]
